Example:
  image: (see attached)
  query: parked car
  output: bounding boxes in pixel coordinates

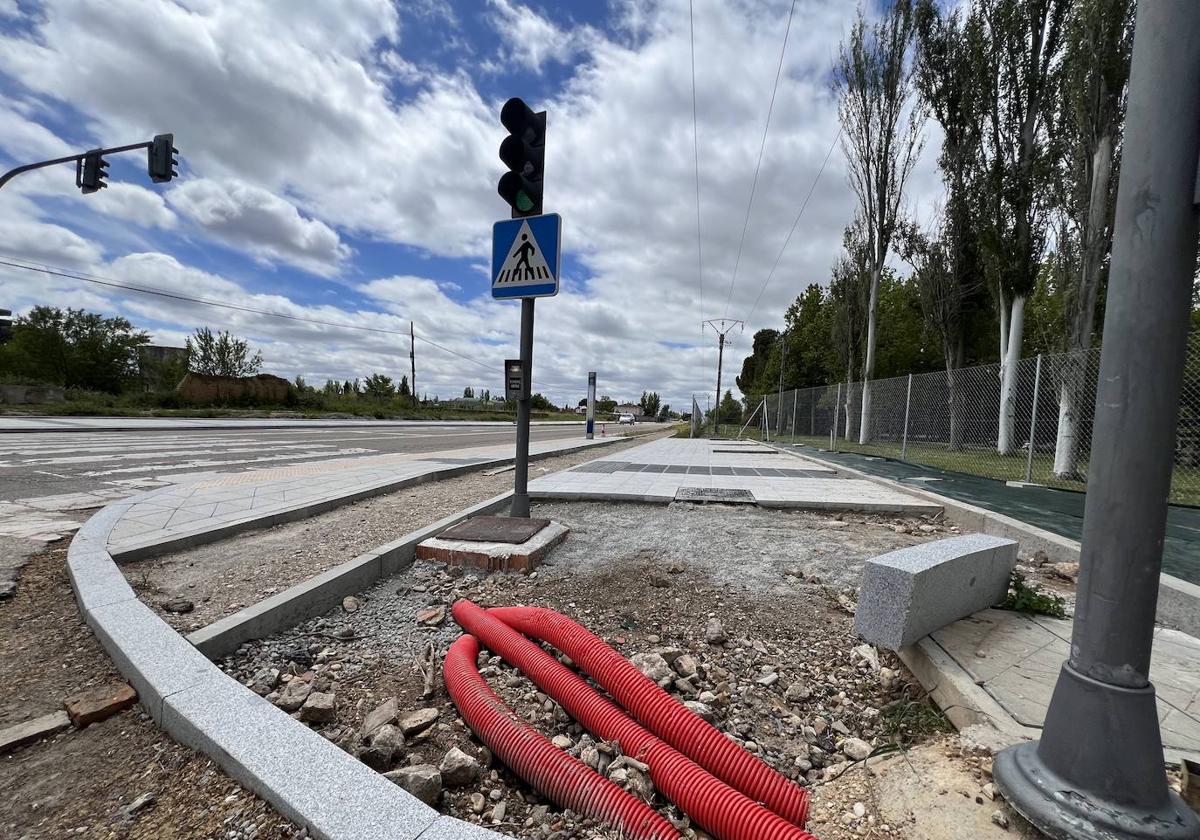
[618,413,635,425]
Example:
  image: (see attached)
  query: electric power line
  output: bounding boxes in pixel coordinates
[0,255,556,387]
[689,0,705,332]
[744,127,842,327]
[722,0,798,319]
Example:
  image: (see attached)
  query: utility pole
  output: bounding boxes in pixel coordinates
[703,318,743,437]
[409,321,416,407]
[993,3,1200,838]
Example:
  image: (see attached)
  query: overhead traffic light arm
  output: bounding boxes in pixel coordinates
[0,135,179,193]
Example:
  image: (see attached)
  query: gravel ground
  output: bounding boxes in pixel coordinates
[0,543,299,839]
[124,431,671,634]
[217,500,970,839]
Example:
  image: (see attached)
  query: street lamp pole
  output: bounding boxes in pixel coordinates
[993,3,1200,838]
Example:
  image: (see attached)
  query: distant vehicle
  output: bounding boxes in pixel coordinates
[618,413,635,425]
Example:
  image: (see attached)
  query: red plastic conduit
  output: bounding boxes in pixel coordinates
[443,633,678,840]
[488,604,810,827]
[454,600,818,840]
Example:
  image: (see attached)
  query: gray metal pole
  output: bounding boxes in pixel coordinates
[994,3,1200,837]
[1024,354,1042,483]
[511,298,535,517]
[900,373,913,460]
[585,371,596,440]
[713,332,725,437]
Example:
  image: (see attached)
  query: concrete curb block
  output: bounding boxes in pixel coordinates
[188,492,514,659]
[108,437,622,563]
[62,459,568,837]
[764,441,1200,636]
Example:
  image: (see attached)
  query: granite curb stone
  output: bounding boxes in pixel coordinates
[854,533,1018,650]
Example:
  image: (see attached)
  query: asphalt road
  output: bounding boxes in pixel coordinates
[0,421,587,503]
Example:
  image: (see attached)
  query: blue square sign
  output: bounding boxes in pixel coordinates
[492,213,561,299]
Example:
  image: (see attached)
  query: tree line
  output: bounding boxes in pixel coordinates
[739,0,1199,478]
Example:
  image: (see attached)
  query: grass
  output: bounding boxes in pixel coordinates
[999,571,1067,619]
[779,433,1200,507]
[878,696,954,745]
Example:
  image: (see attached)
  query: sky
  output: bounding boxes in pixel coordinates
[0,0,944,410]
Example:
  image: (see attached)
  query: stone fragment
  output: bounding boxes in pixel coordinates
[275,678,311,712]
[439,747,481,786]
[64,682,137,728]
[398,707,439,737]
[361,698,398,739]
[704,618,727,645]
[416,605,446,626]
[469,792,487,814]
[854,534,1018,650]
[683,701,716,723]
[160,598,194,614]
[784,681,811,702]
[248,668,280,696]
[990,810,1009,829]
[1049,562,1079,582]
[299,691,336,723]
[841,738,872,761]
[550,734,573,750]
[342,596,361,613]
[630,652,672,685]
[756,672,780,688]
[673,654,698,678]
[385,765,442,805]
[0,710,71,754]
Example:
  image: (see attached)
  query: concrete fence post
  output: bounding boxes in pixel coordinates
[831,384,841,452]
[790,389,798,444]
[901,373,913,460]
[1024,354,1042,483]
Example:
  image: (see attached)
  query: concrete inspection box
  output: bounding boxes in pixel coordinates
[415,517,568,573]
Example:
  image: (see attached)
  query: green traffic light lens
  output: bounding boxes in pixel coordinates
[516,192,534,212]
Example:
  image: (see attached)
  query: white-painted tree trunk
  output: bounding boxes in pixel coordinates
[1053,377,1081,477]
[858,265,882,444]
[997,295,1026,455]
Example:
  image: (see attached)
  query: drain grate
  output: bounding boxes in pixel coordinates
[674,486,757,504]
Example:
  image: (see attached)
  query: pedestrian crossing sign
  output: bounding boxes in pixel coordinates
[491,213,561,299]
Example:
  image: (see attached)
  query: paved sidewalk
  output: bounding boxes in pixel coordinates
[906,608,1200,761]
[105,436,612,559]
[528,438,942,512]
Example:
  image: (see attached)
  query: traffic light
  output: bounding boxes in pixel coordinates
[148,133,178,183]
[77,151,108,193]
[0,309,11,345]
[497,97,545,218]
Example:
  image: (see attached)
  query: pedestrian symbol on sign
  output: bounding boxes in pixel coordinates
[492,213,561,299]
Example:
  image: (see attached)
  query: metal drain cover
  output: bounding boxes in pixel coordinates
[674,486,757,504]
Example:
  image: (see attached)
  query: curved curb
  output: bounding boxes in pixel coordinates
[66,490,508,840]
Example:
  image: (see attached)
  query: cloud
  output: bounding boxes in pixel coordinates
[168,179,348,275]
[0,220,103,266]
[486,0,592,73]
[0,0,949,409]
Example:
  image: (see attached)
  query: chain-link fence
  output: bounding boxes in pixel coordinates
[757,332,1200,506]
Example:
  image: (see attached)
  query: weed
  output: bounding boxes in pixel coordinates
[999,571,1067,618]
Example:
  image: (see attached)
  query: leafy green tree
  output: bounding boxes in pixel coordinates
[185,327,264,377]
[363,373,395,400]
[657,404,671,422]
[398,375,411,398]
[597,395,617,414]
[530,393,554,411]
[343,379,355,396]
[783,284,837,389]
[463,386,474,398]
[834,0,926,443]
[0,306,149,393]
[717,390,742,424]
[640,391,661,418]
[735,329,780,398]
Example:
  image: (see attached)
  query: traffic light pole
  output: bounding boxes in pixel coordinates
[993,3,1200,838]
[0,138,172,192]
[511,298,536,518]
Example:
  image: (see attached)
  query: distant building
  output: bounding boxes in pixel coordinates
[615,402,644,419]
[139,345,187,390]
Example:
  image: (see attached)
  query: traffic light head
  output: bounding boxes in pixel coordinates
[77,151,109,193]
[148,133,178,183]
[497,97,545,218]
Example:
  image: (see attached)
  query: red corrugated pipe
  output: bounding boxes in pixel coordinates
[442,633,678,840]
[488,604,810,828]
[454,600,818,840]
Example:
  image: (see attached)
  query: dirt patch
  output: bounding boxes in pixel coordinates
[124,432,671,634]
[0,545,298,839]
[218,500,961,838]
